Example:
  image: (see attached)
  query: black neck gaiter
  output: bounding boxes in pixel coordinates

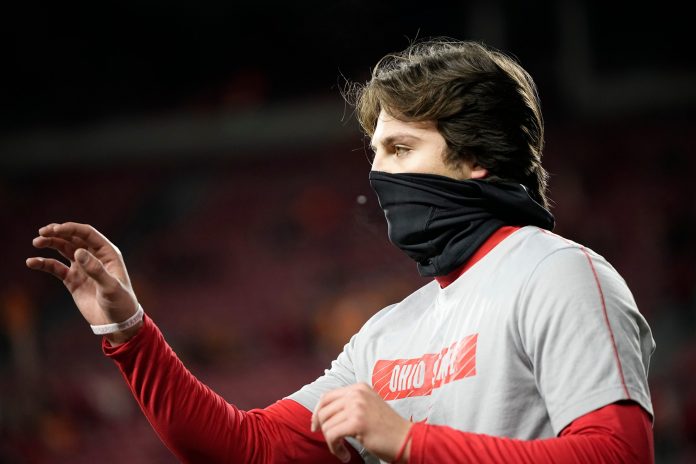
[369,171,555,277]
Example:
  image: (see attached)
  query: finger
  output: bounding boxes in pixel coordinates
[38,223,59,235]
[322,419,354,463]
[26,257,70,281]
[74,249,119,290]
[312,397,325,432]
[318,406,354,446]
[313,395,346,433]
[325,434,352,463]
[38,230,89,245]
[312,400,322,432]
[33,236,79,261]
[41,222,112,252]
[312,388,344,432]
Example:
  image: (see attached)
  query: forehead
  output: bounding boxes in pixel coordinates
[371,110,439,144]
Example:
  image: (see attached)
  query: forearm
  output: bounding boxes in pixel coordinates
[103,315,267,462]
[406,403,653,464]
[103,315,359,463]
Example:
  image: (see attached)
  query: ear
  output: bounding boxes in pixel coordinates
[469,165,488,179]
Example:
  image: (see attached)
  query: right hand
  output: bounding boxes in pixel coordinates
[26,222,142,345]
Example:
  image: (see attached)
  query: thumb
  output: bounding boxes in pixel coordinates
[75,248,118,289]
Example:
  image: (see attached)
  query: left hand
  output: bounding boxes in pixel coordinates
[26,222,141,345]
[311,383,412,463]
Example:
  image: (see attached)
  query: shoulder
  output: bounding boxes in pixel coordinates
[513,229,644,334]
[460,226,620,301]
[505,227,618,282]
[509,226,592,259]
[485,227,637,325]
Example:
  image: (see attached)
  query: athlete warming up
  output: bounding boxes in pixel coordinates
[27,40,655,463]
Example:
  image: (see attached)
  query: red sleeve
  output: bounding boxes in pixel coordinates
[408,401,653,463]
[103,315,361,463]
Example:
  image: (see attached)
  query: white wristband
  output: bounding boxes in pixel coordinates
[90,304,144,335]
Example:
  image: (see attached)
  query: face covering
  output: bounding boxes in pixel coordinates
[369,171,555,277]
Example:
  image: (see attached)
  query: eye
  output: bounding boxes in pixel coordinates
[394,145,410,157]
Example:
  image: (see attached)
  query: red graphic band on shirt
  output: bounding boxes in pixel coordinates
[372,334,478,401]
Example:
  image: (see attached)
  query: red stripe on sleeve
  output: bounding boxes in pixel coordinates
[538,228,632,400]
[580,246,631,399]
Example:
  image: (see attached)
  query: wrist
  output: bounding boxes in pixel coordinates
[392,422,414,464]
[105,318,144,346]
[398,439,412,464]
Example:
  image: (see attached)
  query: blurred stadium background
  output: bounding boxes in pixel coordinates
[1,1,694,462]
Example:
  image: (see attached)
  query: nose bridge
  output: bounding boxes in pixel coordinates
[371,151,384,171]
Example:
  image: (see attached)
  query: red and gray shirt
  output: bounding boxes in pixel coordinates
[289,226,654,462]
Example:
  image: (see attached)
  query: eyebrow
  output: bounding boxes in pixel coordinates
[370,133,422,151]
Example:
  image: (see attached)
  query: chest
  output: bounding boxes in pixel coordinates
[356,294,536,427]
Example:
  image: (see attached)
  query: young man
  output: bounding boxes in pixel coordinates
[27,40,655,463]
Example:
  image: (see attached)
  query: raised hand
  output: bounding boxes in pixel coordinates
[26,222,141,345]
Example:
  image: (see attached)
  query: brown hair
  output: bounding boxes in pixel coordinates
[351,39,550,209]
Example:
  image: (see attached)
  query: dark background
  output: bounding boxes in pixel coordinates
[1,1,694,462]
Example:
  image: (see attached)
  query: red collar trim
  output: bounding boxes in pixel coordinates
[435,226,520,289]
